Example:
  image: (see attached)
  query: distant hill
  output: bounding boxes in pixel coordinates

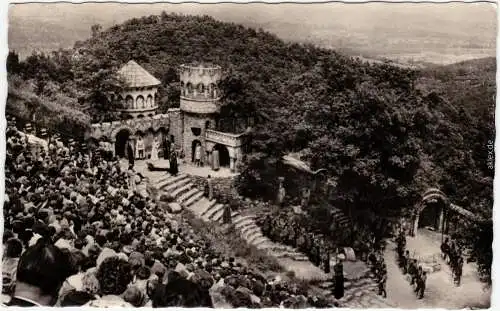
[8,2,496,64]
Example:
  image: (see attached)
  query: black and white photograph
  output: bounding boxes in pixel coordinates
[2,1,496,308]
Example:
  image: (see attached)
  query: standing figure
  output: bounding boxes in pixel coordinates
[417,271,427,299]
[323,247,331,274]
[455,256,464,286]
[169,151,179,176]
[408,259,418,285]
[127,165,137,193]
[333,259,344,299]
[163,138,170,160]
[222,204,232,224]
[170,141,175,158]
[441,238,450,261]
[127,140,135,167]
[136,137,145,159]
[378,264,387,298]
[276,177,286,207]
[194,143,202,167]
[212,149,220,171]
[207,175,214,200]
[150,137,159,161]
[415,266,423,294]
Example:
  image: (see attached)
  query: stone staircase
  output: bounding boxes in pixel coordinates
[147,171,327,279]
[145,170,396,307]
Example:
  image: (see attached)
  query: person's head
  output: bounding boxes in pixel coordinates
[136,265,151,280]
[152,278,213,308]
[60,290,95,307]
[3,230,14,244]
[96,257,133,296]
[15,238,73,305]
[5,237,23,258]
[123,286,146,307]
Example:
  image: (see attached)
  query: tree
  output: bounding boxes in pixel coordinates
[91,24,103,38]
[6,50,20,74]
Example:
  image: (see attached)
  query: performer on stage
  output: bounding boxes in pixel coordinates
[151,137,159,161]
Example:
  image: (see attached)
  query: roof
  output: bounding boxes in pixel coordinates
[282,155,313,174]
[117,60,161,88]
[282,154,328,176]
[448,203,484,223]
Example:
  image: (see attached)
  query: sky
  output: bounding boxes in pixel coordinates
[7,2,497,64]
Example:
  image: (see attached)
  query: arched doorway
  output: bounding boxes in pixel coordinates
[213,144,230,167]
[115,129,131,158]
[419,200,444,230]
[191,140,202,163]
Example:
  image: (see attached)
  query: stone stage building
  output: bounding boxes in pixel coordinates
[86,60,248,173]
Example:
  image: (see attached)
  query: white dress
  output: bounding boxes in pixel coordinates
[151,141,159,161]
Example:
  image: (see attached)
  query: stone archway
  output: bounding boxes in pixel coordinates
[115,128,132,158]
[191,139,202,163]
[213,144,230,167]
[412,188,449,237]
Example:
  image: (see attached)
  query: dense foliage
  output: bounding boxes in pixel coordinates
[7,12,494,282]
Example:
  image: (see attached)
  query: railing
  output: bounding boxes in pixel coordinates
[205,129,246,147]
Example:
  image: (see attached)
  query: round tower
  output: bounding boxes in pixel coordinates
[179,64,222,164]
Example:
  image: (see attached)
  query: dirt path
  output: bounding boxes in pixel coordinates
[384,231,491,309]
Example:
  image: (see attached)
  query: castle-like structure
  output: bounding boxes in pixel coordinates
[86,60,248,173]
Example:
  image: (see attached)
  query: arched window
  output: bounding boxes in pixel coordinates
[210,83,217,98]
[186,83,193,96]
[197,83,204,94]
[147,95,153,107]
[125,95,134,109]
[180,82,185,96]
[136,95,145,109]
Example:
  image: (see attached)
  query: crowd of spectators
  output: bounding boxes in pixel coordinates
[2,117,331,308]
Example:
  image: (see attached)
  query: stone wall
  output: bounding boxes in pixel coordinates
[167,108,183,150]
[182,112,216,163]
[87,114,170,141]
[190,175,239,204]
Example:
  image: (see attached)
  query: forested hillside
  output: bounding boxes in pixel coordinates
[7,12,494,281]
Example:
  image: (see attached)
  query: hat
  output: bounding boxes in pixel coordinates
[123,286,146,307]
[96,248,118,268]
[84,295,133,308]
[54,238,72,250]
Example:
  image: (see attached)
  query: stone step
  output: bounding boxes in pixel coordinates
[156,174,187,189]
[201,200,222,217]
[249,236,270,247]
[210,205,227,222]
[203,204,224,221]
[234,218,256,230]
[274,250,307,261]
[164,177,191,192]
[196,199,217,216]
[240,224,261,237]
[233,215,255,226]
[245,232,264,245]
[242,227,261,241]
[178,188,200,203]
[151,173,170,184]
[171,182,194,198]
[189,198,211,215]
[183,191,204,207]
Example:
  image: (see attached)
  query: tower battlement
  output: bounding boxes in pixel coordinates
[179,64,222,102]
